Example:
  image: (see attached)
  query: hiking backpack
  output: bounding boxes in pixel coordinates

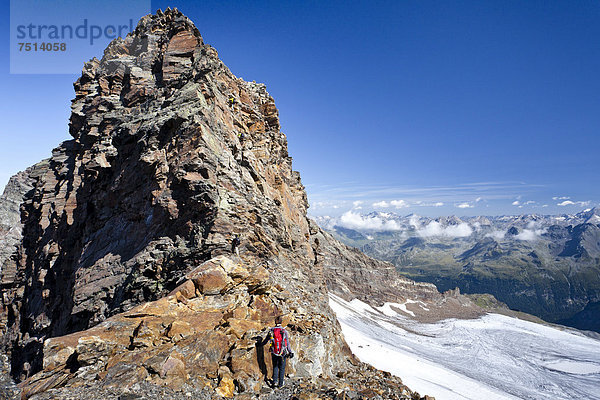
[271,327,287,356]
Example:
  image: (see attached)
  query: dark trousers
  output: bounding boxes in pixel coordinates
[271,354,286,387]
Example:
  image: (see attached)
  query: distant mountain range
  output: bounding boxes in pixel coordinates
[315,208,600,332]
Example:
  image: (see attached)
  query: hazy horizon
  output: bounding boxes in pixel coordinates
[308,205,596,220]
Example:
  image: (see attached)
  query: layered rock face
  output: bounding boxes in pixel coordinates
[0,163,48,333]
[0,164,46,281]
[0,9,428,399]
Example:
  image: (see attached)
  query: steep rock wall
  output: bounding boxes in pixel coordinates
[0,9,340,384]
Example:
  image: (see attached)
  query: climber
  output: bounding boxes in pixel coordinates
[227,96,236,110]
[231,235,241,256]
[262,315,293,388]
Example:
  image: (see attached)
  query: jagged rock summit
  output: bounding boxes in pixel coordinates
[0,8,437,399]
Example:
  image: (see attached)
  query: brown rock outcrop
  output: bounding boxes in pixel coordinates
[16,256,270,397]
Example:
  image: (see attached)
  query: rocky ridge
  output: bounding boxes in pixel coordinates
[0,8,465,399]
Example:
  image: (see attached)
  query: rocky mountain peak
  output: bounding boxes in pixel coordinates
[3,4,309,384]
[0,9,435,399]
[577,207,600,225]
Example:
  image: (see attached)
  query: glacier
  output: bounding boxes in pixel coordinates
[329,294,600,400]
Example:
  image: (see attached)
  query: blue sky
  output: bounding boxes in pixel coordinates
[1,0,599,217]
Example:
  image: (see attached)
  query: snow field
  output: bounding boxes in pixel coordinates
[329,294,600,400]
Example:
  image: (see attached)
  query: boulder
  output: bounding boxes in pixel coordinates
[169,279,197,299]
[42,340,75,371]
[190,265,232,295]
[216,374,235,398]
[226,318,263,339]
[76,336,115,367]
[160,353,186,381]
[166,320,194,342]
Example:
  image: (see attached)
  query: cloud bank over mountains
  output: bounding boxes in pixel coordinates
[316,208,600,242]
[339,211,403,231]
[409,215,473,238]
[331,211,487,239]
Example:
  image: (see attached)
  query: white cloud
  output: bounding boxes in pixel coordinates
[338,211,402,231]
[352,201,364,208]
[558,200,574,206]
[511,199,535,207]
[526,221,540,230]
[390,199,410,209]
[456,202,474,209]
[485,230,506,240]
[373,201,389,208]
[417,221,473,238]
[515,228,546,241]
[409,215,421,228]
[372,199,410,209]
[475,197,482,202]
[553,196,570,200]
[311,201,344,210]
[409,216,473,238]
[415,201,444,207]
[557,200,590,207]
